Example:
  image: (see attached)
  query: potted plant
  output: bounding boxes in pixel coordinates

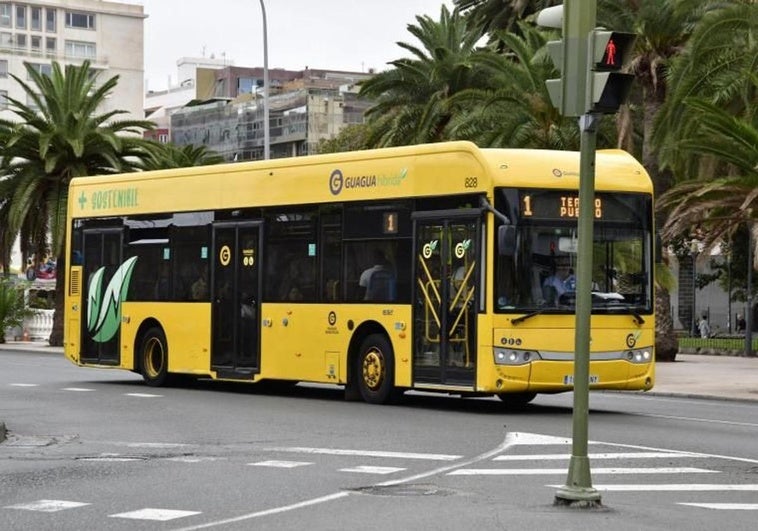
[0,278,34,343]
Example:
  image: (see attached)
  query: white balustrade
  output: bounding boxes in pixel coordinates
[22,309,54,342]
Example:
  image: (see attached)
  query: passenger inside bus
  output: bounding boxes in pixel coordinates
[360,249,396,301]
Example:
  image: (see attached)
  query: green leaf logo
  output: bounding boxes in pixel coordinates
[87,256,137,343]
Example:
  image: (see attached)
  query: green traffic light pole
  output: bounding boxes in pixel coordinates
[554,111,602,507]
[551,0,602,508]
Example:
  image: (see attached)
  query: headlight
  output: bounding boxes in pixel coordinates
[494,348,541,365]
[626,348,652,364]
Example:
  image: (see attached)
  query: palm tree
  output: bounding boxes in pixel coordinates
[658,98,758,249]
[359,5,487,146]
[454,0,560,44]
[0,61,155,346]
[654,0,757,182]
[445,23,611,150]
[651,0,757,347]
[136,142,225,171]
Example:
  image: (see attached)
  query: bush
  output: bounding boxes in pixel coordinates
[0,278,34,343]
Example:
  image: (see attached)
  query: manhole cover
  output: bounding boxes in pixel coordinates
[351,483,455,497]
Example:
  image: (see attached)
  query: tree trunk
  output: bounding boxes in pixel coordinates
[48,252,66,346]
[655,285,678,361]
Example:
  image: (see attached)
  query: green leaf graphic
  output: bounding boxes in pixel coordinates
[87,256,138,343]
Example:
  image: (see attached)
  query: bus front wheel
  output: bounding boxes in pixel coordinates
[355,333,397,405]
[497,392,537,408]
[140,327,169,387]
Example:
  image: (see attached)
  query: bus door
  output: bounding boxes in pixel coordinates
[81,228,126,365]
[412,211,481,387]
[211,222,262,377]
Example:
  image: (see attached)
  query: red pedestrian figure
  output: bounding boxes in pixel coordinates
[605,39,617,66]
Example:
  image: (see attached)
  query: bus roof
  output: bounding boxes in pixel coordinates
[68,141,651,219]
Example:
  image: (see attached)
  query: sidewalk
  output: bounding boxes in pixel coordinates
[1,342,758,402]
[652,353,758,402]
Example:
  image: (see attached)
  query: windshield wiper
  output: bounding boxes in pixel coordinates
[511,308,560,325]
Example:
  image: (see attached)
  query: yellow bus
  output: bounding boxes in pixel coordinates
[63,141,654,406]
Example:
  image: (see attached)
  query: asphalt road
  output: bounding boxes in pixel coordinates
[2,348,757,531]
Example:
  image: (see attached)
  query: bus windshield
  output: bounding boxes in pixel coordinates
[494,188,653,314]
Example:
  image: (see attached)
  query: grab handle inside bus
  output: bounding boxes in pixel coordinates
[498,225,516,256]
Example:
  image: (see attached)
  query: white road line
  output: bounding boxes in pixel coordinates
[5,499,90,512]
[582,438,758,465]
[62,387,95,392]
[9,383,38,387]
[166,456,221,463]
[339,465,406,474]
[494,452,694,461]
[172,433,515,530]
[247,460,312,468]
[79,456,143,462]
[127,442,189,448]
[451,467,717,476]
[110,508,201,521]
[639,412,758,429]
[125,392,163,398]
[678,503,758,510]
[547,484,758,492]
[263,446,461,461]
[171,492,350,531]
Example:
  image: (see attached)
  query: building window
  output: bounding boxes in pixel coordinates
[65,11,95,30]
[45,8,55,32]
[0,59,7,77]
[26,93,39,111]
[0,4,10,28]
[0,31,11,48]
[31,6,41,31]
[0,90,8,109]
[15,5,25,29]
[46,36,55,55]
[31,34,40,53]
[15,33,25,49]
[65,40,95,59]
[27,63,52,79]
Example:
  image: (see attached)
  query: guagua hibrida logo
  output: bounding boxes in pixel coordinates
[87,256,137,342]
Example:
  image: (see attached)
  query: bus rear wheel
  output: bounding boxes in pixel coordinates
[140,327,169,387]
[355,333,397,405]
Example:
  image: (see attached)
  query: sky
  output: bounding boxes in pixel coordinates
[129,0,454,91]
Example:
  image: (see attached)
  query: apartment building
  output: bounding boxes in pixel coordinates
[0,0,144,122]
[164,65,373,161]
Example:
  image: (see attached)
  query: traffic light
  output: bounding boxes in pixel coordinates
[589,30,637,114]
[536,3,594,117]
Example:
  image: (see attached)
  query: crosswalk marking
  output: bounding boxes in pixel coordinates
[547,484,758,492]
[679,503,758,510]
[62,387,95,392]
[124,392,162,398]
[9,383,38,387]
[339,465,406,474]
[109,508,200,521]
[5,500,90,512]
[494,452,696,461]
[165,456,221,463]
[450,467,716,476]
[264,446,460,461]
[248,460,312,468]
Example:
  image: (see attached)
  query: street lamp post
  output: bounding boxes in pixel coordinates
[746,224,754,357]
[259,0,270,160]
[690,241,699,337]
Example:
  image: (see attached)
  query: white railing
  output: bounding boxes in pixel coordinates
[23,309,54,342]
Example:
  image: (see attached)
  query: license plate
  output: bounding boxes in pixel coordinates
[563,375,599,385]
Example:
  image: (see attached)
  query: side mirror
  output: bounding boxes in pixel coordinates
[498,225,516,256]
